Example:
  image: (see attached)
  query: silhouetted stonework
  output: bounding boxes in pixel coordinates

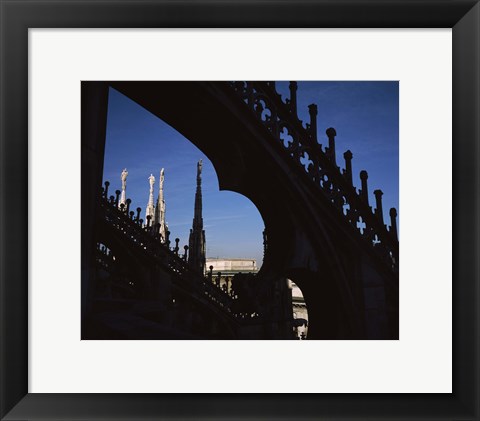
[188,160,206,275]
[82,81,399,340]
[230,81,398,273]
[87,173,294,339]
[153,168,167,242]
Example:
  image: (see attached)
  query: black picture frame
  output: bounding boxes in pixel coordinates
[1,1,479,419]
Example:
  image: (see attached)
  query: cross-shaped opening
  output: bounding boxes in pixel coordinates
[280,126,294,148]
[357,216,366,234]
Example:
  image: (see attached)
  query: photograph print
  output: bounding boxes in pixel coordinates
[81,81,399,340]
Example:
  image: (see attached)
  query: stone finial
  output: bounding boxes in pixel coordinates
[174,238,180,255]
[373,190,384,224]
[145,174,156,224]
[135,207,141,223]
[121,168,128,187]
[197,160,203,184]
[359,170,369,205]
[155,168,166,242]
[166,230,171,247]
[114,190,121,207]
[326,127,337,165]
[389,208,398,240]
[104,181,110,198]
[148,173,155,191]
[343,150,353,185]
[308,104,318,142]
[126,198,131,214]
[288,81,298,116]
[159,168,164,188]
[183,245,189,261]
[119,168,128,208]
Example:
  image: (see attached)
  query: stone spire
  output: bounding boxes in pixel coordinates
[188,160,206,274]
[145,173,155,226]
[154,168,167,242]
[119,168,128,208]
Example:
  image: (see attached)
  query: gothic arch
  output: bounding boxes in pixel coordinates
[82,81,398,339]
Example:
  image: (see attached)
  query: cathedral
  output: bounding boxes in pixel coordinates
[87,159,297,340]
[83,81,398,340]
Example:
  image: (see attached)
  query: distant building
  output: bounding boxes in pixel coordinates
[206,258,258,276]
[207,258,308,339]
[290,281,308,340]
[205,258,257,296]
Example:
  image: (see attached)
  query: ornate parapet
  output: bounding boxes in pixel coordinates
[229,81,398,273]
[98,183,262,323]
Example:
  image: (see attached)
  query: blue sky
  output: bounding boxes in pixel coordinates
[102,82,399,266]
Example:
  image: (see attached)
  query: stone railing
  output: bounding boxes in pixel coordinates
[99,184,260,320]
[228,81,399,272]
